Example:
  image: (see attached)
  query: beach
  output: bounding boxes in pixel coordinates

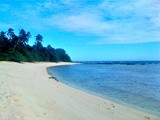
[0,62,159,120]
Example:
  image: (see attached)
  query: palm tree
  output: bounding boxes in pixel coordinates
[34,34,43,51]
[19,29,31,46]
[7,28,15,40]
[35,34,43,43]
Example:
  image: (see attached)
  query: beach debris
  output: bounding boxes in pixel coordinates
[49,76,59,82]
[144,116,150,120]
[111,103,115,108]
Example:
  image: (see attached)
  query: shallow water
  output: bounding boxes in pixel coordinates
[48,63,160,116]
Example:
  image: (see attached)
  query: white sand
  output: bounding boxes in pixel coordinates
[0,62,159,120]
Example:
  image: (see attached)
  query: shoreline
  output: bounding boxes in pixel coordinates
[47,63,160,117]
[0,62,159,120]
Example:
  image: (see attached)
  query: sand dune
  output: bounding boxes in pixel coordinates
[0,62,159,120]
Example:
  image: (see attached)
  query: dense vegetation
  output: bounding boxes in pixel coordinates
[0,28,71,62]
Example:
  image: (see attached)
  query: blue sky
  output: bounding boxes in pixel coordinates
[0,0,160,61]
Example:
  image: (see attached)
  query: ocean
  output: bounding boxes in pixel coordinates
[47,61,160,116]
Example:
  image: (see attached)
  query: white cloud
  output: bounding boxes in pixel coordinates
[48,12,111,35]
[98,0,160,27]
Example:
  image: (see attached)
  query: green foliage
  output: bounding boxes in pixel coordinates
[0,28,72,62]
[56,48,71,62]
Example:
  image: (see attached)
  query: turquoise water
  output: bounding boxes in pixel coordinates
[47,63,160,116]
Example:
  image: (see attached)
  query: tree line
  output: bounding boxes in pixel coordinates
[0,28,71,62]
